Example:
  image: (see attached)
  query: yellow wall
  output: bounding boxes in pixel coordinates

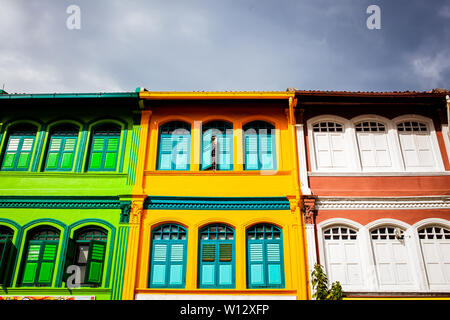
[122,92,309,300]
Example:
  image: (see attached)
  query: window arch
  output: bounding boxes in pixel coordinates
[201,121,233,171]
[311,120,347,170]
[243,121,276,170]
[322,225,363,289]
[1,123,38,171]
[0,226,14,285]
[198,224,235,288]
[44,123,80,171]
[369,225,414,288]
[65,226,108,287]
[246,224,284,288]
[157,121,191,170]
[149,223,188,288]
[21,226,60,286]
[354,120,392,170]
[87,123,121,171]
[417,225,450,288]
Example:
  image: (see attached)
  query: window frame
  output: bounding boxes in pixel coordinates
[86,123,122,172]
[43,124,80,172]
[243,121,277,171]
[157,121,191,171]
[201,121,234,171]
[1,124,38,172]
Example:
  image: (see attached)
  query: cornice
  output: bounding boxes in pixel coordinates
[315,196,450,210]
[143,196,290,210]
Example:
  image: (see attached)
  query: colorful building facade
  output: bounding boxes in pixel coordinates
[122,90,310,300]
[0,91,142,300]
[296,90,450,299]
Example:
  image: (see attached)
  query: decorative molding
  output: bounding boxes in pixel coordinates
[302,196,317,224]
[315,196,450,210]
[143,196,290,211]
[0,196,124,210]
[130,200,144,225]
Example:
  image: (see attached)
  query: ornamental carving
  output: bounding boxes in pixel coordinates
[129,200,144,225]
[302,196,317,225]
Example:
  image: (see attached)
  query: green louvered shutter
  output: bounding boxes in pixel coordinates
[0,239,12,284]
[45,137,77,171]
[21,242,42,285]
[37,242,58,285]
[248,243,265,286]
[104,137,119,169]
[244,134,259,170]
[158,134,174,170]
[260,133,275,170]
[218,134,233,170]
[45,138,62,169]
[151,243,168,286]
[174,135,190,170]
[202,130,212,170]
[61,138,77,169]
[85,241,106,285]
[89,137,105,169]
[2,136,35,171]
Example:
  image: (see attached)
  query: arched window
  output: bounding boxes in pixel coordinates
[201,121,233,170]
[198,224,235,288]
[243,121,276,170]
[370,226,414,288]
[396,121,436,170]
[149,224,188,288]
[312,121,346,170]
[157,121,191,170]
[355,121,392,170]
[247,224,284,288]
[322,226,362,289]
[44,124,79,171]
[418,226,450,288]
[1,123,37,171]
[0,226,14,285]
[65,227,108,287]
[21,226,60,286]
[87,123,121,171]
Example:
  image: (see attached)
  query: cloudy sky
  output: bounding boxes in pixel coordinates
[0,0,449,93]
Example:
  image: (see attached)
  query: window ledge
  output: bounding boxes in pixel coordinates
[308,171,450,177]
[0,172,127,177]
[136,288,297,295]
[144,170,291,176]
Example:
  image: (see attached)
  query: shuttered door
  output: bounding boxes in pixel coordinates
[89,135,120,171]
[22,241,58,286]
[397,122,435,169]
[419,227,450,289]
[150,241,187,288]
[199,241,235,288]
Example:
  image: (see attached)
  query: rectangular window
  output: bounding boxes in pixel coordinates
[247,241,284,288]
[199,241,235,288]
[1,136,35,171]
[88,135,120,171]
[158,134,190,170]
[45,136,78,171]
[149,242,187,288]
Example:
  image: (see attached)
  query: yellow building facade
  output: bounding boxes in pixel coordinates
[122,90,309,300]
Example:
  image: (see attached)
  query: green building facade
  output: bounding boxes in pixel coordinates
[0,91,142,300]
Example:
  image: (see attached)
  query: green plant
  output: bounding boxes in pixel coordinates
[311,263,343,300]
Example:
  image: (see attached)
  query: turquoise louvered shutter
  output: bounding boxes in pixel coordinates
[202,130,212,170]
[266,242,283,286]
[218,243,233,286]
[158,134,174,170]
[248,243,265,286]
[260,133,275,170]
[218,134,233,170]
[0,238,12,284]
[244,134,259,170]
[168,243,185,286]
[173,134,190,170]
[200,243,216,286]
[151,243,168,286]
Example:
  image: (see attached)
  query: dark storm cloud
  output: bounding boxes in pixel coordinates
[0,0,448,93]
